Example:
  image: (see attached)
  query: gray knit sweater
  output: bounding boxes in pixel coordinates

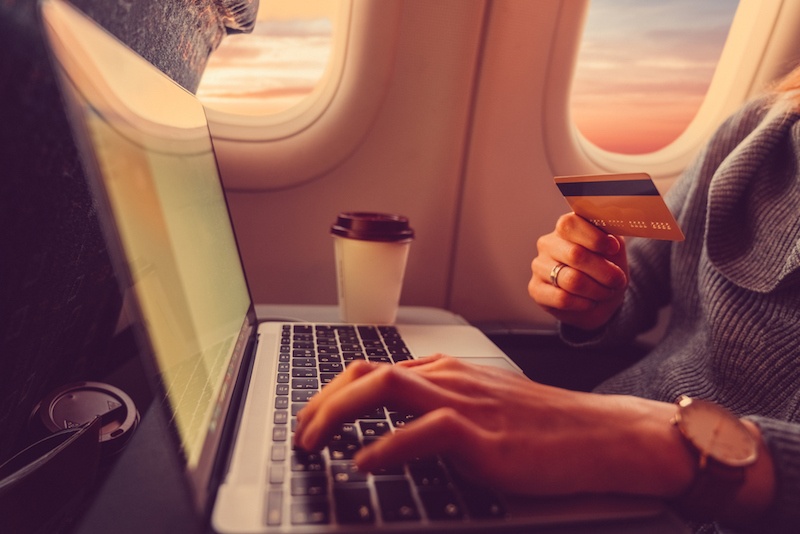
[563,97,800,532]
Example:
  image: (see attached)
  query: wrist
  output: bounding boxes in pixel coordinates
[590,397,695,497]
[576,396,775,525]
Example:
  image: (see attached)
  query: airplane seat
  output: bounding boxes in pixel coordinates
[0,0,256,504]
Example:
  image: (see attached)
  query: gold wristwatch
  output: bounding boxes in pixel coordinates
[671,395,758,519]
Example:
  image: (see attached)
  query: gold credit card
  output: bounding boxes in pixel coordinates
[554,173,684,241]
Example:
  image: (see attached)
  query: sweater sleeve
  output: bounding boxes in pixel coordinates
[560,99,774,349]
[742,416,800,532]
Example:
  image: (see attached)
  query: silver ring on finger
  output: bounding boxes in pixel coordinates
[549,262,567,289]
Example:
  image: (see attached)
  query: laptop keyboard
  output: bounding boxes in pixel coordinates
[266,324,507,527]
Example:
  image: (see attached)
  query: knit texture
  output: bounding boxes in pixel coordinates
[563,97,800,533]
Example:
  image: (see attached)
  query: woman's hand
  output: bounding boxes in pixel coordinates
[529,213,630,331]
[294,355,693,498]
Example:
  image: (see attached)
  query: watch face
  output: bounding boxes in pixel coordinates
[678,398,758,467]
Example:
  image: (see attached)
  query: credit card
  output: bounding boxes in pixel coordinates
[554,173,684,241]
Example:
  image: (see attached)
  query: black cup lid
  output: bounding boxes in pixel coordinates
[33,381,139,454]
[331,212,414,242]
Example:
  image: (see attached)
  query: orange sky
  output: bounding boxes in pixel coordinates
[257,0,334,20]
[570,0,738,154]
[202,1,739,154]
[572,92,707,154]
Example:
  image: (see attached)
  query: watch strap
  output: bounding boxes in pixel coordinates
[671,396,756,521]
[673,454,746,520]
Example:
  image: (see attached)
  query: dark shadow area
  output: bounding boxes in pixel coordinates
[486,332,652,392]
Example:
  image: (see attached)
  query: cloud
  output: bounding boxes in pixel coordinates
[572,0,738,153]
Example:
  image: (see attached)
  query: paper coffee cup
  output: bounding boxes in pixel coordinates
[331,212,414,324]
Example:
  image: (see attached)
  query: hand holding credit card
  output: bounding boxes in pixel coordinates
[554,173,684,241]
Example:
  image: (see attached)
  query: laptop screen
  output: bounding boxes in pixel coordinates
[41,0,255,510]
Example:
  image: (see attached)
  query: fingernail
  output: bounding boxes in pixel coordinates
[606,235,620,255]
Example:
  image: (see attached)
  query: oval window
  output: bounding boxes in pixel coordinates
[197,0,339,116]
[571,0,739,155]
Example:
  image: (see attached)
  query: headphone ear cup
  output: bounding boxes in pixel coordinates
[29,382,139,456]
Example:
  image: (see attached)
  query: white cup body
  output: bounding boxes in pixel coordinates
[333,236,411,324]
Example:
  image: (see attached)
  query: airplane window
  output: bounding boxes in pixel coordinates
[572,0,739,155]
[197,0,339,116]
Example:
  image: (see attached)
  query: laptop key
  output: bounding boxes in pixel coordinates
[418,487,464,521]
[292,368,318,378]
[331,461,367,484]
[358,408,387,420]
[328,440,361,460]
[265,490,282,526]
[334,487,375,524]
[371,463,405,477]
[320,373,337,385]
[290,499,331,525]
[358,326,379,339]
[389,411,416,428]
[292,357,315,367]
[291,451,325,472]
[319,362,343,373]
[271,444,286,462]
[359,420,390,437]
[292,390,315,402]
[291,378,319,390]
[291,474,328,497]
[375,480,421,522]
[272,426,288,441]
[459,486,507,519]
[409,459,448,487]
[331,423,359,442]
[268,463,285,485]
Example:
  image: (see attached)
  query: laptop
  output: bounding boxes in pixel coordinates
[40,1,673,532]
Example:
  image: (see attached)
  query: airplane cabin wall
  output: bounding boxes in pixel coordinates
[219,0,614,328]
[216,0,800,329]
[449,1,585,327]
[223,0,494,319]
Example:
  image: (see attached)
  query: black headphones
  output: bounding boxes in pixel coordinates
[0,382,139,533]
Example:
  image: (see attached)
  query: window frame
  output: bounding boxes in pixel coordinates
[544,0,787,187]
[205,0,403,191]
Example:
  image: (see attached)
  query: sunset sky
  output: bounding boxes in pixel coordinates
[197,1,334,115]
[199,0,740,154]
[571,0,739,154]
